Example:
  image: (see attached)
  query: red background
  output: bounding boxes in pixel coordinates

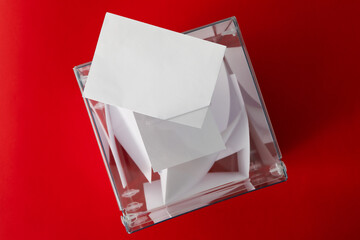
[1,0,359,239]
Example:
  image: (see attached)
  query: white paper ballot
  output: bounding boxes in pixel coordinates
[226,47,274,144]
[210,62,231,133]
[216,72,249,160]
[104,105,128,188]
[166,107,209,128]
[159,153,218,204]
[83,12,226,128]
[157,56,250,203]
[134,109,225,172]
[144,171,249,210]
[143,106,209,129]
[108,105,152,182]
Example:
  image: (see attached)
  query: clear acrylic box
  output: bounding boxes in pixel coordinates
[73,17,287,233]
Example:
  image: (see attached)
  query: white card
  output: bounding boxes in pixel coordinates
[83,12,226,128]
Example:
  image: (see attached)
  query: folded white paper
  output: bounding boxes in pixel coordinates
[210,62,231,133]
[134,109,225,172]
[226,47,274,144]
[108,105,152,182]
[83,14,256,202]
[166,107,209,128]
[144,171,249,209]
[83,12,226,128]
[159,153,218,204]
[158,57,250,203]
[101,63,229,179]
[216,69,249,160]
[104,104,128,188]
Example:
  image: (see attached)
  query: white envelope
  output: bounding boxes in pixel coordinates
[83,12,226,128]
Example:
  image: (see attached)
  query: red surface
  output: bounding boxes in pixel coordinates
[1,0,359,239]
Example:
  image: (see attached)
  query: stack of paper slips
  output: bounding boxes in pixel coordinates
[83,13,250,205]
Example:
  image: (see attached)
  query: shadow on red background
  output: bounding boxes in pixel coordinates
[0,0,359,239]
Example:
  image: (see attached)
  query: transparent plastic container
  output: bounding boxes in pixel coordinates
[73,17,287,233]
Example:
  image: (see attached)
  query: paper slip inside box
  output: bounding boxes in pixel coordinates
[83,12,226,128]
[134,109,225,172]
[83,12,227,171]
